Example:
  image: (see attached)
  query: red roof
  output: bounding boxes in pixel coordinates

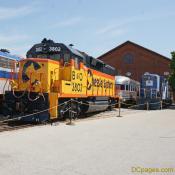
[98,40,171,62]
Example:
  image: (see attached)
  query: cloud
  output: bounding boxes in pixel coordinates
[0,5,35,21]
[96,24,125,38]
[96,10,175,37]
[0,34,29,44]
[50,17,82,28]
[0,33,30,56]
[11,45,30,57]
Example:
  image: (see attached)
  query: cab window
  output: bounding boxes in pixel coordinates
[50,54,61,60]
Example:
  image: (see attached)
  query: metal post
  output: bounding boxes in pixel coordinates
[160,101,163,110]
[117,99,122,117]
[66,99,75,125]
[146,102,149,111]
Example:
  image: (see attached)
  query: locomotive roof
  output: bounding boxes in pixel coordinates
[66,45,85,58]
[115,75,140,85]
[0,51,22,61]
[26,39,86,59]
[26,39,117,76]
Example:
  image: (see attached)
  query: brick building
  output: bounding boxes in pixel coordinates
[98,41,171,81]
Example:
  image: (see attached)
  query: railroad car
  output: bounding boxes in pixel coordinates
[138,72,172,109]
[2,39,118,122]
[0,50,21,109]
[115,76,140,105]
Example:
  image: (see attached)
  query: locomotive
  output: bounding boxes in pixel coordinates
[2,39,118,122]
[138,72,172,109]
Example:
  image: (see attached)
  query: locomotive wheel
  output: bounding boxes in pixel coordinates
[2,103,12,117]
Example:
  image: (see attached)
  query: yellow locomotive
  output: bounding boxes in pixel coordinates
[3,39,118,122]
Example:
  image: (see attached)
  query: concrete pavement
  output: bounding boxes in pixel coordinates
[0,109,175,175]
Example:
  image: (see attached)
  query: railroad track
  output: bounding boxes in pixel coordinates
[0,110,117,132]
[0,121,41,133]
[0,108,148,132]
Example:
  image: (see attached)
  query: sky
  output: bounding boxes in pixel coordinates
[0,0,174,58]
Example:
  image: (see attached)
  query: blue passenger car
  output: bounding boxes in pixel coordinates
[0,50,22,96]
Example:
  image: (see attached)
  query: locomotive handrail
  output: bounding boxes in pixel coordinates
[27,91,40,102]
[127,103,146,109]
[162,101,172,105]
[149,101,161,105]
[12,89,26,99]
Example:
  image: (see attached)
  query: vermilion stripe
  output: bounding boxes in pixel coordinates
[59,94,87,98]
[20,58,60,65]
[91,68,115,80]
[20,58,114,80]
[0,78,12,80]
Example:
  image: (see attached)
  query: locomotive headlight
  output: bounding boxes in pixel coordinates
[35,80,41,86]
[31,80,41,87]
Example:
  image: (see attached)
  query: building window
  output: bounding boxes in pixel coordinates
[123,53,134,64]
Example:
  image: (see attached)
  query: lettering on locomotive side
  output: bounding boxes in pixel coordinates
[71,70,113,93]
[35,46,61,53]
[92,77,113,89]
[49,46,61,52]
[72,71,83,81]
[71,70,83,92]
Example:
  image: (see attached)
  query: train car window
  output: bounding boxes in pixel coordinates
[116,85,120,90]
[28,54,33,58]
[64,53,70,63]
[132,86,134,91]
[74,57,80,69]
[96,62,103,72]
[133,86,135,91]
[121,85,125,90]
[50,54,61,60]
[103,64,116,76]
[37,54,47,58]
[91,58,97,66]
[85,56,90,67]
[126,85,129,91]
[0,58,11,69]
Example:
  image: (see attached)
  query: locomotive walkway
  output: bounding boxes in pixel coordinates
[0,109,175,175]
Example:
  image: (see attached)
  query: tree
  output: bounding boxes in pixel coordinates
[169,52,175,92]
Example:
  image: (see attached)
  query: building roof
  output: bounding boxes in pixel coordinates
[115,75,140,85]
[98,40,171,61]
[0,51,22,61]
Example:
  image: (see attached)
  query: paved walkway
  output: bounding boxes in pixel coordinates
[0,109,175,175]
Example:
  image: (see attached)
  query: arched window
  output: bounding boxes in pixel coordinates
[123,53,134,64]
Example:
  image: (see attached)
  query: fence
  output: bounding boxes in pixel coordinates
[0,99,172,125]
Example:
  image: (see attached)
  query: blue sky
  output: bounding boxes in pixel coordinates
[0,0,174,58]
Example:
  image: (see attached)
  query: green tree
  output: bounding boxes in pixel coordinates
[169,52,175,91]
